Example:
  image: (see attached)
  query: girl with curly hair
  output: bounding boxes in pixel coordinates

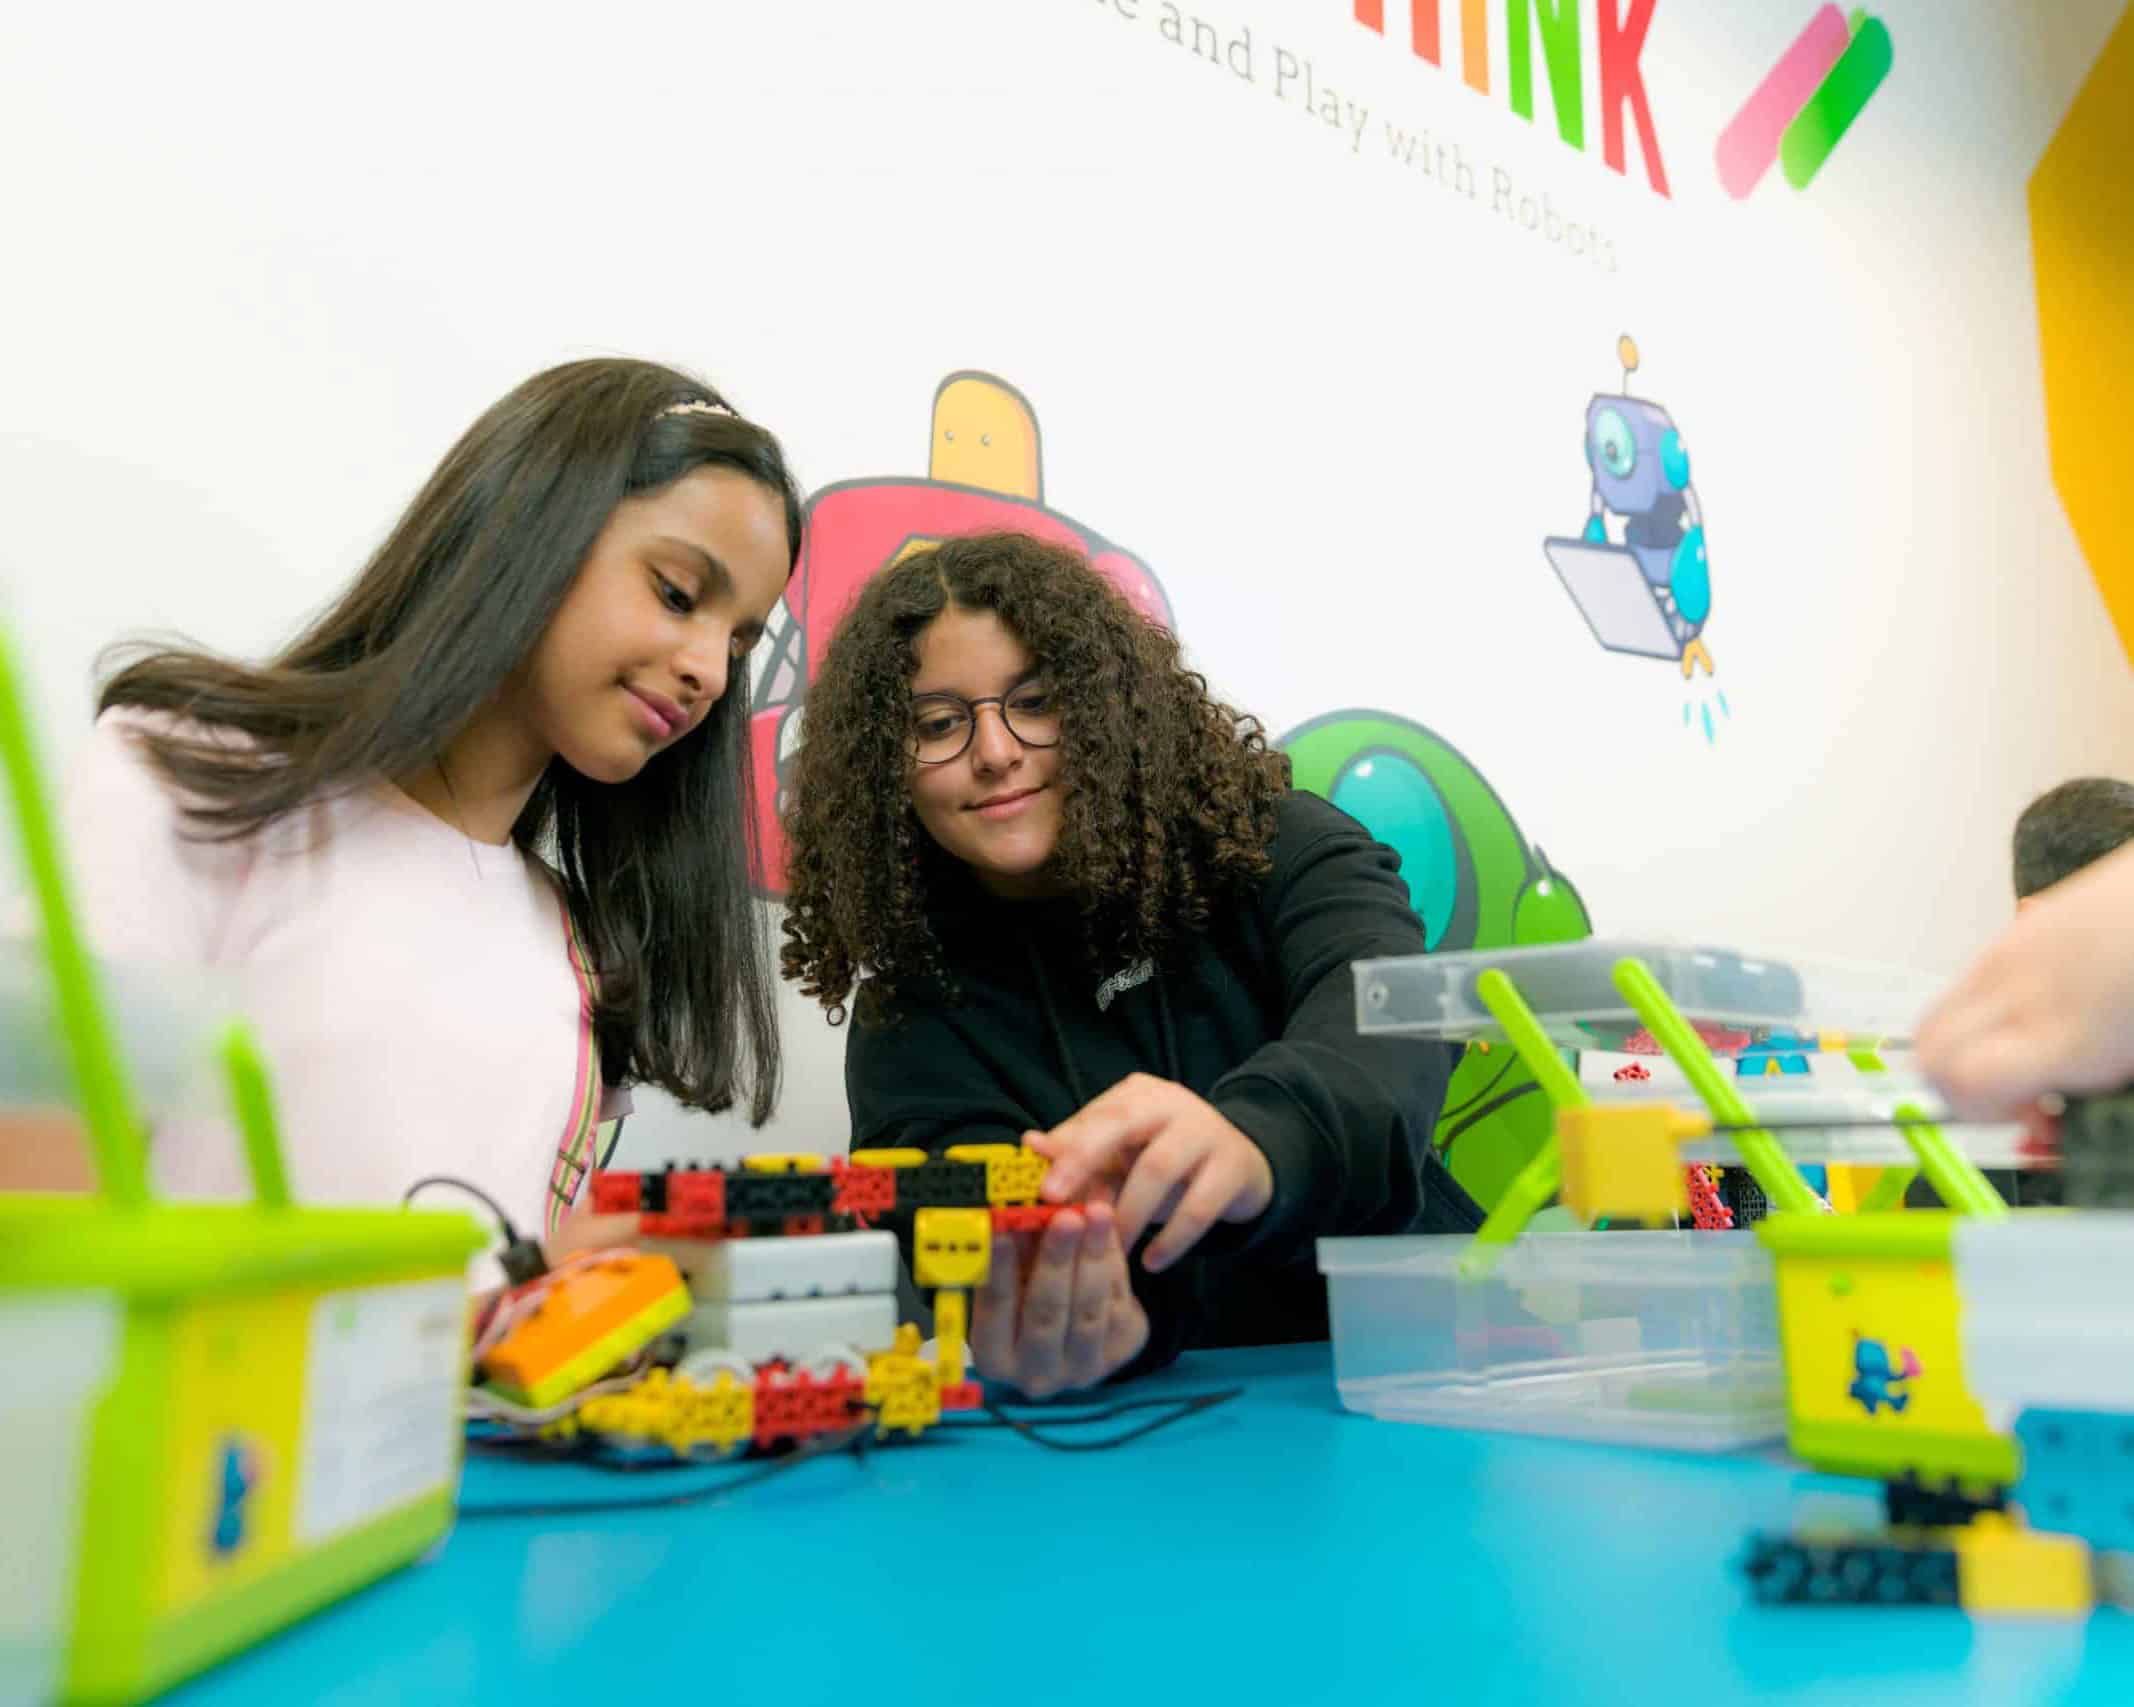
[781,530,1479,1395]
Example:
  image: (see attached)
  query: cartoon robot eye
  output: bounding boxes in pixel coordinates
[1590,408,1636,480]
[1330,752,1458,949]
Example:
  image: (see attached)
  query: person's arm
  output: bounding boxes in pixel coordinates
[1919,838,2134,1117]
[1204,800,1468,1262]
[1036,797,1468,1271]
[846,1005,1156,1396]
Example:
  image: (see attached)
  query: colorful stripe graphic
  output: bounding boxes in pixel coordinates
[1716,7,1894,199]
[547,899,604,1239]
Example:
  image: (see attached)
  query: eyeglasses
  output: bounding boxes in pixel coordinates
[908,678,1061,765]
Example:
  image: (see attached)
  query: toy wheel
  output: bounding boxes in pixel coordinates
[804,1344,871,1381]
[676,1349,756,1386]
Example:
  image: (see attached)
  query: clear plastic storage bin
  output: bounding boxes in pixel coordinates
[0,1294,119,1707]
[1597,1075,2034,1169]
[1353,940,1941,1053]
[1317,1230,1785,1451]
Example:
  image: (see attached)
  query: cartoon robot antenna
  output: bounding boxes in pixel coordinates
[1542,335,1715,682]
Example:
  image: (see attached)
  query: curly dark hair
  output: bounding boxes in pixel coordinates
[779,531,1289,1024]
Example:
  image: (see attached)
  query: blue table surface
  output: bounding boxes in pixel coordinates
[167,1343,2134,1707]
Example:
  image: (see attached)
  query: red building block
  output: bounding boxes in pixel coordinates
[991,1205,1067,1233]
[668,1170,726,1218]
[831,1158,898,1217]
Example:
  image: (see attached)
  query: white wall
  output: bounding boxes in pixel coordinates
[3,0,2130,1170]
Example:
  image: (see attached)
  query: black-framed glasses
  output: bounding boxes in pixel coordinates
[908,678,1061,765]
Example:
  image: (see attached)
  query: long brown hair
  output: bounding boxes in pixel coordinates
[101,358,800,1120]
[779,531,1289,1025]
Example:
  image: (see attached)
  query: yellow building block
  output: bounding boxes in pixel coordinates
[950,1143,1049,1206]
[1556,1105,1703,1223]
[670,1371,755,1456]
[934,1288,969,1388]
[865,1328,945,1439]
[914,1207,991,1287]
[576,1367,757,1457]
[1956,1515,2093,1617]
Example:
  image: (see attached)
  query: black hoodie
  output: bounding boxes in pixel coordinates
[845,789,1483,1377]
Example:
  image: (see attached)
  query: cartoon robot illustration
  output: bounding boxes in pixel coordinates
[1280,712,1590,1211]
[1850,1334,1922,1417]
[1542,336,1714,680]
[746,372,1172,896]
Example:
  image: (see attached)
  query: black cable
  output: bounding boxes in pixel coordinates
[597,1116,628,1172]
[943,1385,1246,1451]
[455,1381,1245,1517]
[404,1174,520,1241]
[403,1175,547,1284]
[457,1422,875,1520]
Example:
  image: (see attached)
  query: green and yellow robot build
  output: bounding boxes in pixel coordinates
[1281,711,1591,1210]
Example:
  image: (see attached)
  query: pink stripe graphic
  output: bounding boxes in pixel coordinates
[1715,5,1852,200]
[546,902,602,1239]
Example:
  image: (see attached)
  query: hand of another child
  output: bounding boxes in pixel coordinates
[1918,841,2134,1119]
[970,1202,1148,1398]
[1026,1073,1274,1272]
[540,1211,643,1266]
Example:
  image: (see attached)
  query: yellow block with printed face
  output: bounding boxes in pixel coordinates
[914,1208,991,1289]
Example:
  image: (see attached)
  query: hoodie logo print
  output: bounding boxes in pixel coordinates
[1095,958,1154,1013]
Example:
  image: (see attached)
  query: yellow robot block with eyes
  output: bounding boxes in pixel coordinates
[913,1208,992,1288]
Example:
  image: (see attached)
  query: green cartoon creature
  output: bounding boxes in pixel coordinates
[1281,711,1591,1209]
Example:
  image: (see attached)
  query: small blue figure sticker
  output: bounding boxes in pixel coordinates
[209,1434,263,1558]
[1849,1334,1921,1416]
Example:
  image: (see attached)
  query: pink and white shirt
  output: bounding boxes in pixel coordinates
[51,709,621,1238]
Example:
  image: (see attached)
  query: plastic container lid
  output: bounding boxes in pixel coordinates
[1596,1072,2036,1166]
[1353,939,1942,1052]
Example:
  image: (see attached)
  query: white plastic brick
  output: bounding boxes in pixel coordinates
[646,1230,898,1302]
[680,1294,901,1365]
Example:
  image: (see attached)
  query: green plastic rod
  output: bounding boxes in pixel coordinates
[1859,1166,1918,1214]
[1892,1101,2008,1221]
[0,624,150,1205]
[219,1023,292,1208]
[1610,957,1822,1217]
[1460,968,1591,1273]
[1842,1047,1918,1215]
